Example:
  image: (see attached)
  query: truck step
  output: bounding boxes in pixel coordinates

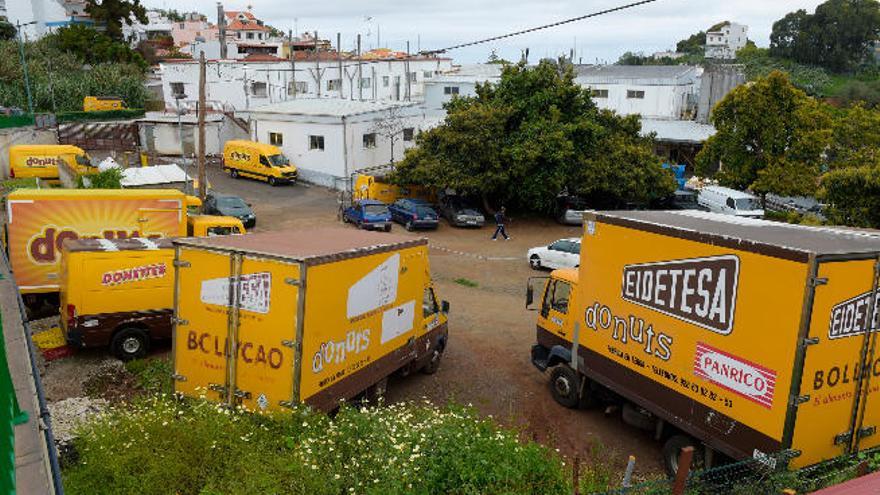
[531,344,550,372]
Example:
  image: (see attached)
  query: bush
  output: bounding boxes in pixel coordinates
[820,165,880,228]
[78,168,123,189]
[63,397,570,495]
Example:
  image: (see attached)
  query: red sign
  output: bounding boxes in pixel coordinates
[694,342,777,409]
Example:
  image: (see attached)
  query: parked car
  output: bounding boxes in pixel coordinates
[555,194,589,225]
[651,189,707,211]
[204,193,257,228]
[697,186,764,218]
[343,199,392,232]
[388,198,440,231]
[439,196,485,228]
[527,238,581,270]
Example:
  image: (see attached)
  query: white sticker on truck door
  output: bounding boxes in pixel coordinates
[347,254,399,319]
[381,300,415,344]
[200,272,271,314]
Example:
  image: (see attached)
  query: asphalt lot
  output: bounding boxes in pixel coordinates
[203,162,664,475]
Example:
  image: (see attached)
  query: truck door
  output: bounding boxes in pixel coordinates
[538,278,574,342]
[790,258,880,468]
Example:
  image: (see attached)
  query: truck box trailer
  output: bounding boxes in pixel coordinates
[528,210,880,473]
[60,237,175,360]
[172,229,449,412]
[3,189,244,307]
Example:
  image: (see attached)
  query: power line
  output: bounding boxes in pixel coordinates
[419,0,660,55]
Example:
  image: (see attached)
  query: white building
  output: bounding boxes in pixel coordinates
[422,64,503,112]
[242,99,440,188]
[122,10,173,45]
[574,65,701,120]
[705,22,748,60]
[158,56,454,112]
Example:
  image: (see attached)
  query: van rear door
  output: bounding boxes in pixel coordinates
[790,258,880,468]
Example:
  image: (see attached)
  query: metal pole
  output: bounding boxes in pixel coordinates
[405,41,411,102]
[337,32,344,99]
[197,51,207,204]
[357,34,362,101]
[176,97,184,161]
[16,21,34,115]
[289,29,296,98]
[314,31,320,98]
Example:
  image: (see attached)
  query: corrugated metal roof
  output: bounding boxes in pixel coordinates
[246,98,420,118]
[640,118,716,144]
[575,65,700,85]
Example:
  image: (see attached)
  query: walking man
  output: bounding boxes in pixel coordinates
[492,207,510,241]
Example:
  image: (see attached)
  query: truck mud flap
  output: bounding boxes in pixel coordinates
[532,344,550,372]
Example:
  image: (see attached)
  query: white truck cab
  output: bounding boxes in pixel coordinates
[697,186,764,218]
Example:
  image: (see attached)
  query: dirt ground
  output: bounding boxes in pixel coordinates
[37,161,663,477]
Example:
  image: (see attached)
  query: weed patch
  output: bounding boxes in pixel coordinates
[454,277,479,288]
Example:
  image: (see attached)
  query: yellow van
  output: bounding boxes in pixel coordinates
[353,173,436,204]
[83,96,126,112]
[222,140,298,186]
[8,144,94,180]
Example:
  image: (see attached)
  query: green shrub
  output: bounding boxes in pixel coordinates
[454,278,479,288]
[77,168,123,189]
[63,397,570,495]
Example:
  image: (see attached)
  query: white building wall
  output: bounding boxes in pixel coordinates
[422,81,480,111]
[578,82,691,120]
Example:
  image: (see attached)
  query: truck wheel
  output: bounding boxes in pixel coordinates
[111,327,149,361]
[421,346,444,375]
[230,169,239,179]
[529,255,542,269]
[384,224,392,233]
[268,177,277,186]
[549,365,580,409]
[662,434,704,478]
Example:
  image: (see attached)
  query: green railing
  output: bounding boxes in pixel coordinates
[0,315,28,495]
[0,109,146,130]
[0,115,35,130]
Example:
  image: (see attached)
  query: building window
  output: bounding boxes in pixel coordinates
[251,82,267,97]
[591,89,609,98]
[626,90,645,99]
[383,76,390,87]
[288,81,308,95]
[247,32,254,40]
[179,23,185,29]
[309,135,325,151]
[257,33,263,40]
[236,32,241,39]
[403,128,415,142]
[408,72,418,83]
[363,133,377,149]
[443,86,460,95]
[422,70,433,79]
[269,132,283,146]
[327,79,341,91]
[170,82,186,97]
[360,77,371,89]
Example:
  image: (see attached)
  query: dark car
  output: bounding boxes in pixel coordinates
[388,198,440,231]
[651,189,707,211]
[343,199,392,232]
[204,193,257,228]
[439,196,485,228]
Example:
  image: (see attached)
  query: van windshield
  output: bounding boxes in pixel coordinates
[734,198,761,210]
[75,154,93,167]
[267,154,289,167]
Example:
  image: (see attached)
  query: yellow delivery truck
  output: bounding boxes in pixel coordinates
[528,210,880,475]
[83,96,126,112]
[353,170,435,205]
[172,229,449,412]
[222,140,298,186]
[7,144,95,180]
[60,238,175,360]
[3,189,244,311]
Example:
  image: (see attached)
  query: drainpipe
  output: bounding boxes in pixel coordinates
[342,115,349,190]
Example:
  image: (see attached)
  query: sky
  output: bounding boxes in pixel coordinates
[18,0,829,63]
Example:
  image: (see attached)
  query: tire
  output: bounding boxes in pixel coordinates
[662,434,704,478]
[421,345,444,375]
[549,364,580,409]
[529,255,542,270]
[230,169,239,179]
[111,327,149,361]
[405,221,414,232]
[268,176,277,186]
[384,224,392,233]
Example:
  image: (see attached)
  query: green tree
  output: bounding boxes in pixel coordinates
[828,104,880,167]
[676,31,706,55]
[53,25,147,69]
[393,61,676,212]
[0,21,15,41]
[769,0,880,72]
[820,166,880,227]
[695,71,832,197]
[85,0,148,42]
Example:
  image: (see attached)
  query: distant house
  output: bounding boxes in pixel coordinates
[422,64,504,112]
[705,22,748,60]
[223,10,271,43]
[241,99,437,188]
[171,12,218,47]
[574,65,701,120]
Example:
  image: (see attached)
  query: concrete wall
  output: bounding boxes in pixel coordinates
[138,115,248,156]
[697,65,746,123]
[580,82,693,120]
[0,127,58,179]
[423,81,480,111]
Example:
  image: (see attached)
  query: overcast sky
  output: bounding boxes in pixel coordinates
[141,0,826,63]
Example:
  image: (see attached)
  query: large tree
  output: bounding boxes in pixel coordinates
[695,71,832,197]
[85,0,148,42]
[769,0,880,72]
[393,61,676,213]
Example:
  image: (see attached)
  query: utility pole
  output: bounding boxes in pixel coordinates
[16,21,34,115]
[314,31,321,98]
[405,41,411,102]
[289,29,296,98]
[337,32,344,99]
[217,2,227,59]
[197,51,207,204]
[357,34,363,101]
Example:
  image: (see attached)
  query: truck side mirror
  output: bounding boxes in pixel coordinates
[441,300,450,314]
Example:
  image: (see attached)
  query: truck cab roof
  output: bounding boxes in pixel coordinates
[551,268,579,284]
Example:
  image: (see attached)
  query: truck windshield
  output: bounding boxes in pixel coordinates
[364,204,388,216]
[734,198,761,210]
[267,154,289,167]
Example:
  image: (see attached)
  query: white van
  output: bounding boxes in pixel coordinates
[697,186,764,218]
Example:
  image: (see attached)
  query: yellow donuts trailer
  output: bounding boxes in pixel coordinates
[528,210,880,474]
[171,229,449,412]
